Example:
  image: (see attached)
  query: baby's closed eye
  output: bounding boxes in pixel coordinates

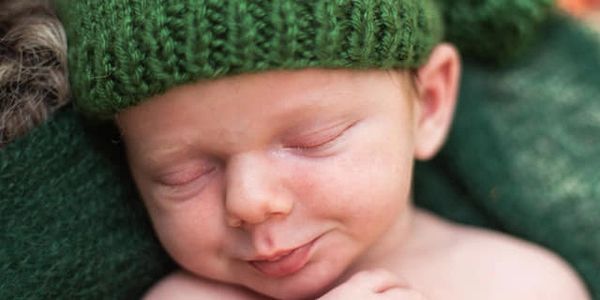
[145,161,220,201]
[280,119,358,157]
[157,164,217,186]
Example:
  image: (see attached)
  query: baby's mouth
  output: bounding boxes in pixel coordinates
[249,240,315,278]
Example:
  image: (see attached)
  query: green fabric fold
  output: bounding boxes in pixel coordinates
[0,109,173,299]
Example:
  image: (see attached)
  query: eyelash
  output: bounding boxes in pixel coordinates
[159,165,216,187]
[289,133,340,151]
[285,123,354,153]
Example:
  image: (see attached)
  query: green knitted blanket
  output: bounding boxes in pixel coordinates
[1,15,599,299]
[0,111,173,299]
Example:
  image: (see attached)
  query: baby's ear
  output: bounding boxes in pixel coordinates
[413,44,461,161]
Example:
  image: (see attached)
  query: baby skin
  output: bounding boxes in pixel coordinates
[116,45,589,299]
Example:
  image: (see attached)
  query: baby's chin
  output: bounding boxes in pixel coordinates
[242,262,344,300]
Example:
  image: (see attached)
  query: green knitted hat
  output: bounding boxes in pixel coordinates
[56,0,554,119]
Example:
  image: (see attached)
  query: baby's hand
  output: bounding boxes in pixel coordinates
[318,269,426,300]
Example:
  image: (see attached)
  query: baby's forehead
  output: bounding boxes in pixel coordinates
[181,68,412,102]
[118,69,413,149]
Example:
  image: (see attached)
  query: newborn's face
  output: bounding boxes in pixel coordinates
[117,68,419,299]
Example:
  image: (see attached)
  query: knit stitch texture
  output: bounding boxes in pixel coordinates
[57,0,443,118]
[57,0,555,119]
[0,108,174,299]
[437,0,555,63]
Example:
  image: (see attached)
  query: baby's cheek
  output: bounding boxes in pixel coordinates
[147,194,229,273]
[342,157,411,239]
[287,152,409,219]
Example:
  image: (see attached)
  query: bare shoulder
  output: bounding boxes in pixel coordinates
[406,210,590,299]
[451,222,590,300]
[143,270,266,300]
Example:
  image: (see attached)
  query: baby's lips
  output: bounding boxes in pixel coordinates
[249,240,315,278]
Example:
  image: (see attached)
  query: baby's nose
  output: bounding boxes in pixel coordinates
[225,153,293,226]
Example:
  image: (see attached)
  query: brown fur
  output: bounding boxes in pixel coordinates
[0,0,69,146]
